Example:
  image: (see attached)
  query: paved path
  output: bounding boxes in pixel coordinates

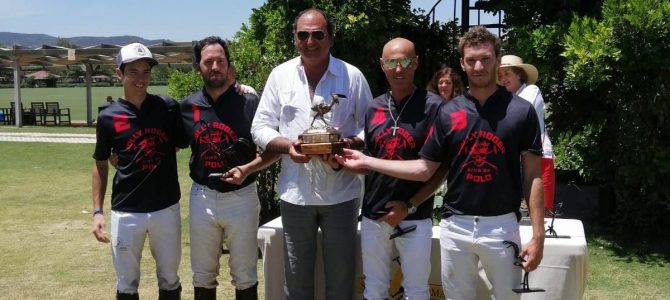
[0,132,96,143]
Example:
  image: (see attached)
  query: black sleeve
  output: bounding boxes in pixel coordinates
[171,100,188,149]
[160,95,188,149]
[419,102,449,162]
[92,114,112,160]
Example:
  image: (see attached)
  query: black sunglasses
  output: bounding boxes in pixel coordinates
[296,30,326,41]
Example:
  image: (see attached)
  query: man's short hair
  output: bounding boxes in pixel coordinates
[292,8,335,40]
[458,26,501,57]
[193,36,231,67]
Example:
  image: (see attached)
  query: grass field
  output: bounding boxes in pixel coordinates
[0,86,169,122]
[1,135,669,299]
[0,141,258,299]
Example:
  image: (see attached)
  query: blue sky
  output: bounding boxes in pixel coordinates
[1,0,500,41]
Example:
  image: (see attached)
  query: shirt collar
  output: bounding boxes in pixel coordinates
[296,54,342,78]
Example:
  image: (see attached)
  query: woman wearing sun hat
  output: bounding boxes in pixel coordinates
[498,54,555,212]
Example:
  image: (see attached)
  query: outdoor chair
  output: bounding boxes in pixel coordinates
[45,101,70,126]
[10,102,35,125]
[30,102,46,125]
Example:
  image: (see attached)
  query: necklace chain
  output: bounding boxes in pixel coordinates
[387,87,416,136]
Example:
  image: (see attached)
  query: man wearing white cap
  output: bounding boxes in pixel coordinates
[498,55,555,212]
[91,42,186,300]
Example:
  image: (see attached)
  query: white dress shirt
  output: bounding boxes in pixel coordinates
[252,55,372,206]
[517,83,554,158]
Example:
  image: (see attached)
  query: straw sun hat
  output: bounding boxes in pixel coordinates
[499,55,538,85]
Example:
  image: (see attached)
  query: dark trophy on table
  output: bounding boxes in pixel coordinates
[503,240,545,294]
[545,202,570,239]
[298,93,347,155]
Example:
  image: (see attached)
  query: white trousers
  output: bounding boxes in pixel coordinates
[110,202,182,294]
[361,217,433,300]
[189,182,260,290]
[440,213,521,300]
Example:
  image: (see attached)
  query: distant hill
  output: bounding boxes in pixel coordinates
[0,32,171,49]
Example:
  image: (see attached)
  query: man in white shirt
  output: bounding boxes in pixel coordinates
[251,8,372,300]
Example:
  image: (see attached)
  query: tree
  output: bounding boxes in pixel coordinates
[229,0,459,95]
[495,0,670,238]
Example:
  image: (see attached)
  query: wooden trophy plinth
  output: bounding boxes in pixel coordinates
[298,128,344,155]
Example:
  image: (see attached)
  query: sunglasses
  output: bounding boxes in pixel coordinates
[296,30,326,41]
[382,57,414,70]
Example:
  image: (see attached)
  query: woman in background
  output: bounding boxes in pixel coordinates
[498,54,555,212]
[426,67,464,101]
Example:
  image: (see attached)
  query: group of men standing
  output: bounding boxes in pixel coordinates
[91,7,545,300]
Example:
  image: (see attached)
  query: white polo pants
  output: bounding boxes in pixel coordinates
[110,202,182,294]
[361,216,433,300]
[440,212,522,300]
[189,182,260,290]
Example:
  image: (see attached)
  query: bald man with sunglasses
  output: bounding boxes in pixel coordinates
[358,37,444,300]
[251,8,372,300]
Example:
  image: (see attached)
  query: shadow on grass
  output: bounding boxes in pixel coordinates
[587,232,670,267]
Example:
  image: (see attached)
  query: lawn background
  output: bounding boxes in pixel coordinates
[0,141,260,299]
[1,127,669,299]
[0,86,169,122]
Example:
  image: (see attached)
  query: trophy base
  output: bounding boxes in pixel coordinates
[299,141,345,155]
[299,128,343,155]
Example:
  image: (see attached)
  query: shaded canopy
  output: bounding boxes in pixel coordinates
[0,41,194,126]
[0,42,194,68]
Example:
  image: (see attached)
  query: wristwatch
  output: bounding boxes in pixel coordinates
[93,208,103,216]
[407,203,417,215]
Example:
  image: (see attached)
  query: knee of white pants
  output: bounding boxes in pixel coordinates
[477,219,521,300]
[396,219,432,299]
[111,210,148,293]
[148,204,182,291]
[226,233,259,289]
[439,220,479,300]
[361,217,393,299]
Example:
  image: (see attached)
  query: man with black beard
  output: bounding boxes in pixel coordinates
[180,36,278,300]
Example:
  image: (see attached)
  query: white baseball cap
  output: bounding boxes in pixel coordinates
[116,43,158,68]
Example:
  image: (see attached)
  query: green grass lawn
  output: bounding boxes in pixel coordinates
[0,86,168,122]
[0,142,259,299]
[0,139,668,299]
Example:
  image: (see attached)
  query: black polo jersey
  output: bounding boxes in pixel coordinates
[420,86,542,218]
[93,94,186,213]
[363,88,442,220]
[181,86,259,192]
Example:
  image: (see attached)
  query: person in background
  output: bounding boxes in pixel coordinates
[98,95,115,113]
[251,8,372,300]
[498,55,555,212]
[91,42,186,300]
[180,36,279,300]
[426,67,464,101]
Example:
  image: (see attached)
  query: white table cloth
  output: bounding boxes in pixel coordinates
[257,217,587,300]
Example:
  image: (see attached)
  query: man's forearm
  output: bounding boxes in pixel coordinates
[527,176,545,239]
[92,160,109,210]
[409,163,449,207]
[240,150,281,174]
[522,153,545,239]
[366,157,438,182]
[265,137,292,154]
